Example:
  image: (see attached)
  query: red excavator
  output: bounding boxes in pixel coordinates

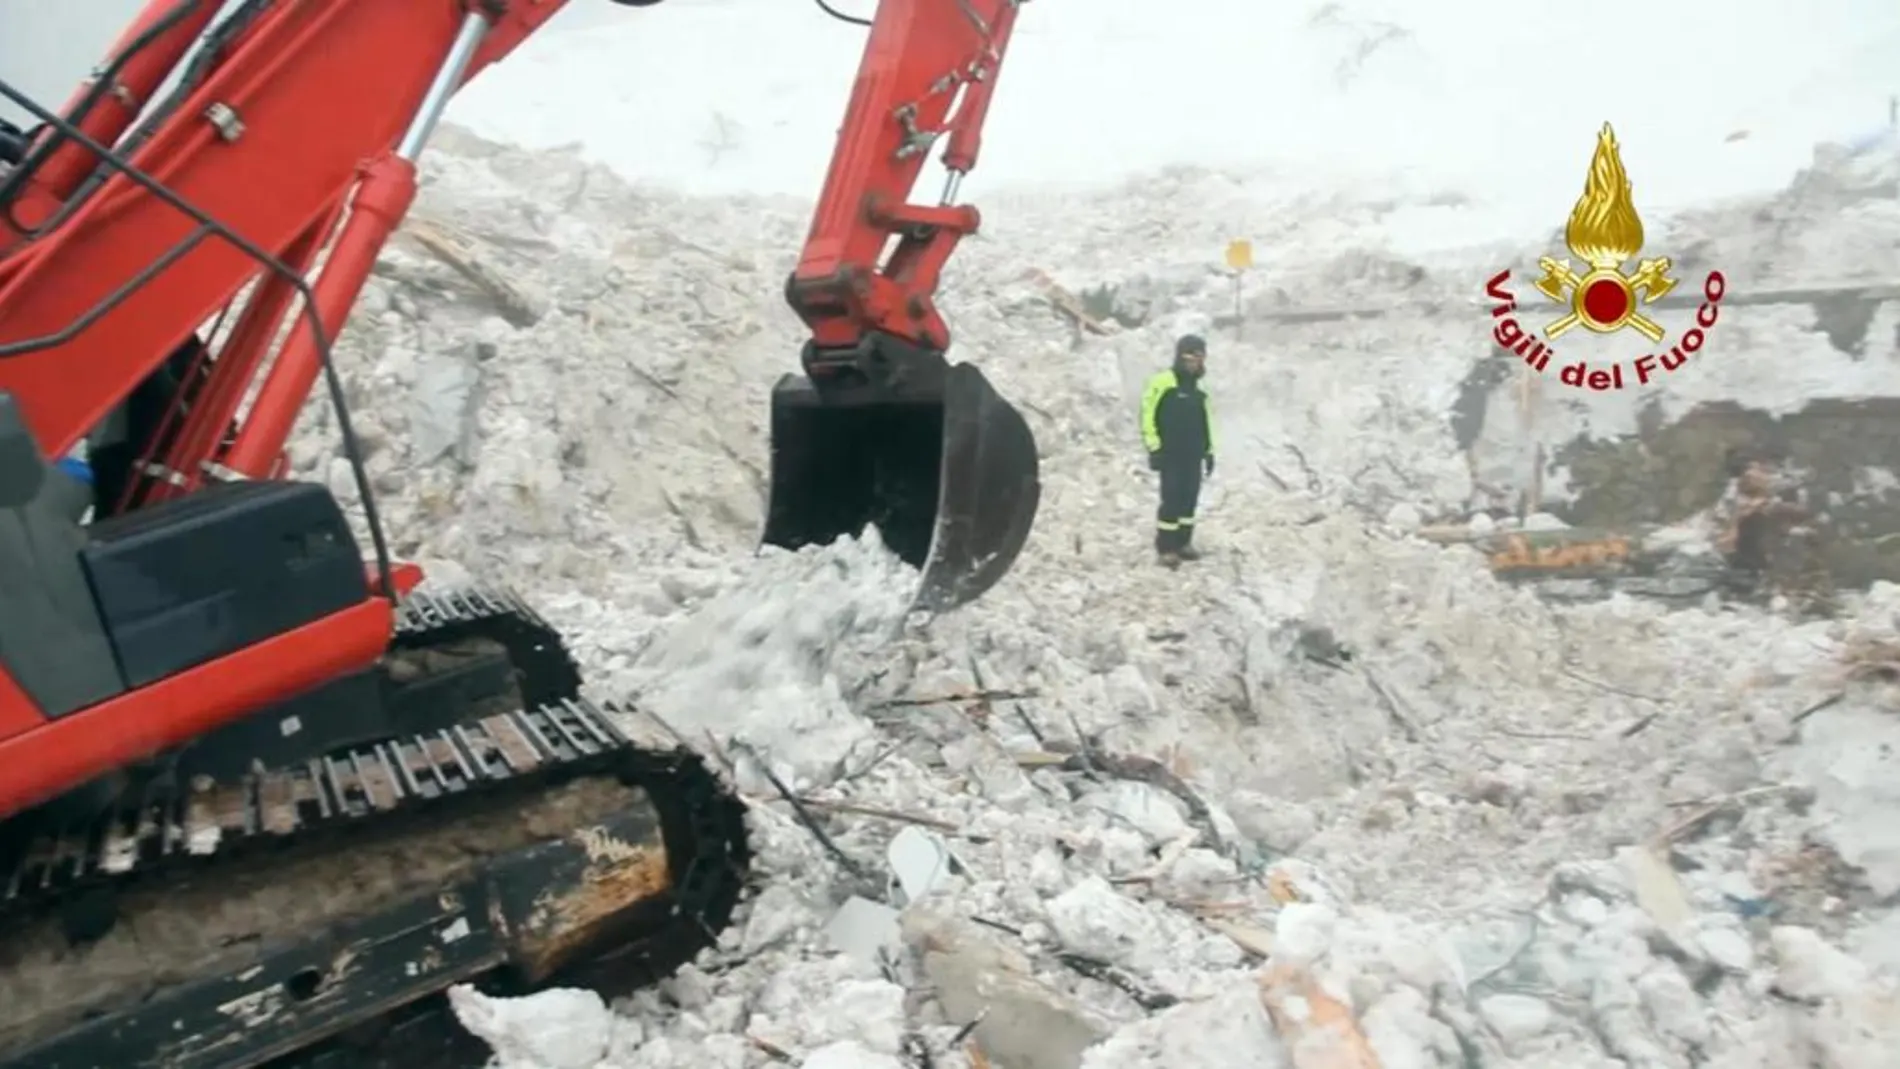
[0,0,1040,1065]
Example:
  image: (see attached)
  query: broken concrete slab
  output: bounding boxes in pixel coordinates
[1081,982,1289,1069]
[886,826,958,907]
[826,896,902,968]
[798,1041,909,1069]
[411,343,485,467]
[902,911,1108,1069]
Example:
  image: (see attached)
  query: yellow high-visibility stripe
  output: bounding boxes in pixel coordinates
[1139,370,1173,453]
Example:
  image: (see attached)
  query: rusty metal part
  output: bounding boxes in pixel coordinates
[4,697,620,914]
[0,587,752,1069]
[0,703,749,1069]
[1,585,585,918]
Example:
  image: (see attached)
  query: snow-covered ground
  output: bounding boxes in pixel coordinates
[276,2,1900,1067]
[286,156,1900,1069]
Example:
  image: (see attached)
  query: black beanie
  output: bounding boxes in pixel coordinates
[1175,334,1207,357]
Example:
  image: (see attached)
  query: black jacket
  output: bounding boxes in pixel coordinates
[1140,367,1214,459]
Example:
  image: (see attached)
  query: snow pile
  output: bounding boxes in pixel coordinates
[286,129,1900,1068]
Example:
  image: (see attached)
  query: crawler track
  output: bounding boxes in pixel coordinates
[0,587,751,1069]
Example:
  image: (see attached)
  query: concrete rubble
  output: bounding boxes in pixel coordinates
[287,127,1900,1067]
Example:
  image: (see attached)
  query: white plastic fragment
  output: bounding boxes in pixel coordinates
[886,825,957,906]
[825,896,903,968]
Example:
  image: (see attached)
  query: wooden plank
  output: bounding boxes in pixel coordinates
[399,217,544,328]
[1023,268,1114,335]
[1416,525,1670,579]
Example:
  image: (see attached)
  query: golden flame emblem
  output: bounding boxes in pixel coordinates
[1565,124,1644,269]
[1533,123,1677,341]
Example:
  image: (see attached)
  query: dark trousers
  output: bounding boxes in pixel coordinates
[1155,455,1203,552]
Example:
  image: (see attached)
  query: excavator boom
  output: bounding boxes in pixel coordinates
[0,1,568,464]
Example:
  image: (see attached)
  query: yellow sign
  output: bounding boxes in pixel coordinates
[1224,239,1253,271]
[1532,123,1677,343]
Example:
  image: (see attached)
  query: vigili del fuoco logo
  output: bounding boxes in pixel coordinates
[1483,123,1727,391]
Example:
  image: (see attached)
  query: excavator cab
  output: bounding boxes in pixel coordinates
[762,331,1039,612]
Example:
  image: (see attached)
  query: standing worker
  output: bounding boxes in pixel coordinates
[1140,334,1216,564]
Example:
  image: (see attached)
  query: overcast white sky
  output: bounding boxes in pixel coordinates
[4,0,1895,217]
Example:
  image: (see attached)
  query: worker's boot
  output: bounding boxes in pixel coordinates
[1176,531,1202,562]
[1155,528,1181,567]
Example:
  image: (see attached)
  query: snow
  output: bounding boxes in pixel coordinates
[265,2,1900,1067]
[285,122,1900,1065]
[447,0,1900,228]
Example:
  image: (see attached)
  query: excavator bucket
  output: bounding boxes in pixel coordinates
[763,361,1039,611]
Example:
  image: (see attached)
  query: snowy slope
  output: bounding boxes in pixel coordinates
[285,122,1900,1068]
[447,0,1900,232]
[346,4,1900,1068]
[0,0,147,126]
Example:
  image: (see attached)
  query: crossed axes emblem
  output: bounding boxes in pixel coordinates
[1533,256,1677,342]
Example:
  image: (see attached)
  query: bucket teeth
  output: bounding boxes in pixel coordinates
[762,360,1040,610]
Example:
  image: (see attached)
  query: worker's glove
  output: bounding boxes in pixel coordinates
[1147,451,1162,472]
[1203,454,1216,477]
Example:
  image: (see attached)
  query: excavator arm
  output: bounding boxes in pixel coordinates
[789,0,1016,353]
[767,0,1041,610]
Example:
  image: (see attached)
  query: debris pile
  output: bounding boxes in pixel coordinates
[285,127,1900,1068]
